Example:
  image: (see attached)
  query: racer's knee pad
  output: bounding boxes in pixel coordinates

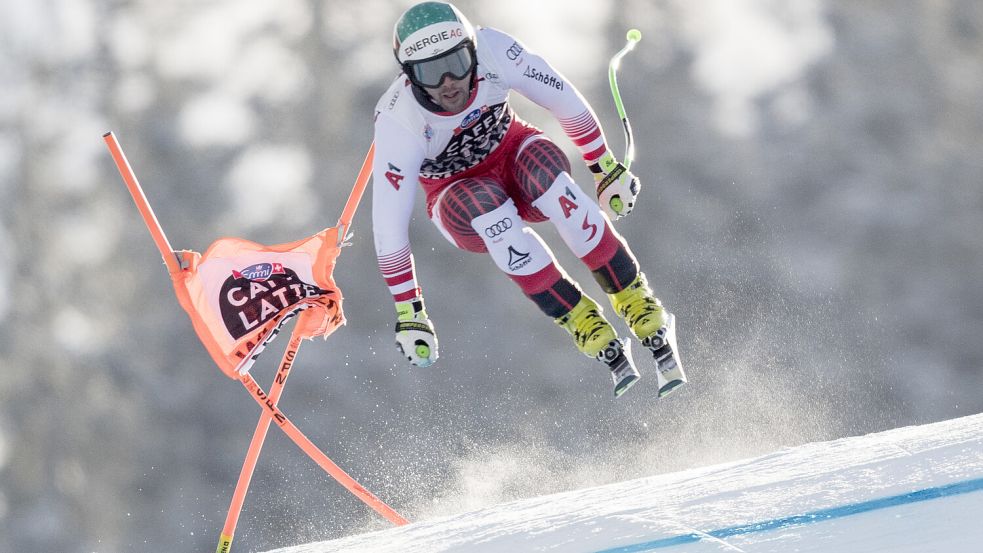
[434,177,509,253]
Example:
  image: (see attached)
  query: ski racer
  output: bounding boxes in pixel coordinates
[371,1,685,397]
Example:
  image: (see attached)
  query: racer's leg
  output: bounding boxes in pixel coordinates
[512,136,640,294]
[512,137,685,396]
[432,177,616,357]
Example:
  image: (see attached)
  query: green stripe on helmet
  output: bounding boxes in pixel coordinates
[392,2,476,64]
[395,2,460,42]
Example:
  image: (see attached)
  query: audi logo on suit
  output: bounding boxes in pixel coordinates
[484,218,513,237]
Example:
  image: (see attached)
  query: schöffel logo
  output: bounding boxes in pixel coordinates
[232,262,286,282]
[523,66,564,90]
[484,217,513,237]
[460,108,483,130]
[507,245,531,271]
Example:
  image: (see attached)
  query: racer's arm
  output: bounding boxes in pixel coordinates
[485,28,612,167]
[372,113,426,304]
[372,113,439,367]
[484,28,640,218]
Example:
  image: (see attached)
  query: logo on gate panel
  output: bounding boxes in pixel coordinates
[232,262,285,282]
[220,266,329,339]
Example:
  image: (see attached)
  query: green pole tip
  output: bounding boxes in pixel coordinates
[627,29,642,42]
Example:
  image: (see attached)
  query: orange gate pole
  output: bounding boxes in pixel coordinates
[239,371,410,526]
[336,142,374,236]
[216,328,304,553]
[104,133,407,551]
[103,132,181,275]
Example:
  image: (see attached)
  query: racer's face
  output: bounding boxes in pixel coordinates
[424,71,472,113]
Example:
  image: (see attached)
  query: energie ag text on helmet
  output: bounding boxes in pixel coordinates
[402,28,465,58]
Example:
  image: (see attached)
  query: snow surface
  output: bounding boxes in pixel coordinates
[264,413,983,553]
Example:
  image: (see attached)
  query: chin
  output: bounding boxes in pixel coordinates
[430,87,470,113]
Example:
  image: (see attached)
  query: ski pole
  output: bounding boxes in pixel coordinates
[216,328,303,553]
[103,132,182,274]
[239,372,410,526]
[608,29,642,170]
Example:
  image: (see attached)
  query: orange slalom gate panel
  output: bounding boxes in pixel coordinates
[170,229,346,379]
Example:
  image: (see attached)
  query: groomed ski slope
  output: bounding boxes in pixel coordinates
[267,413,983,553]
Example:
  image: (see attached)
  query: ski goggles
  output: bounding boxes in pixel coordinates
[405,43,476,89]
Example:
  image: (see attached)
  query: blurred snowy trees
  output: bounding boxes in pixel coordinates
[1,1,983,551]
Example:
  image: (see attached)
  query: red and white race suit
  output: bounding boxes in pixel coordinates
[372,26,638,317]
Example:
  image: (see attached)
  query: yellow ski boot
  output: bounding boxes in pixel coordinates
[556,295,640,397]
[609,274,686,397]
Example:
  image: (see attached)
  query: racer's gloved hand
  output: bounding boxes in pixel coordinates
[591,151,640,220]
[394,298,438,367]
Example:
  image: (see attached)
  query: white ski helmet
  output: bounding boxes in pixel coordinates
[393,2,477,88]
